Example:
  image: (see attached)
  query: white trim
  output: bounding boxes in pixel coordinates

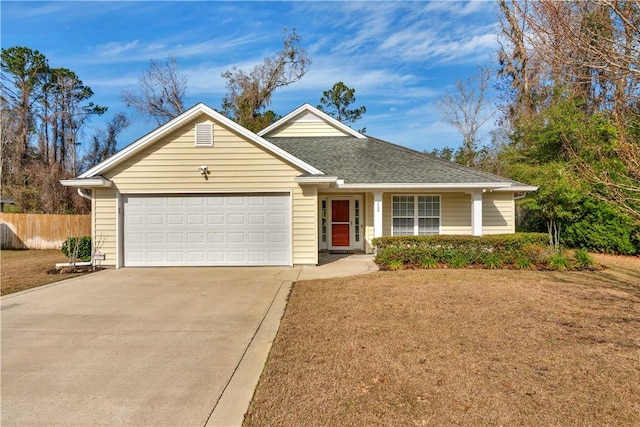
[60,177,112,187]
[257,103,366,139]
[494,185,538,192]
[319,197,328,250]
[295,176,338,184]
[373,192,383,238]
[78,103,323,179]
[471,191,483,236]
[391,194,441,236]
[327,197,363,250]
[337,182,513,190]
[116,191,122,269]
[288,189,294,267]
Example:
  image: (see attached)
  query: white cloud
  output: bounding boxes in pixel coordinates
[94,40,141,58]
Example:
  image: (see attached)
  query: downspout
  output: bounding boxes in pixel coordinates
[514,192,527,201]
[77,188,92,201]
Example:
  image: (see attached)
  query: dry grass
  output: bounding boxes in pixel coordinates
[245,255,640,426]
[1,249,82,295]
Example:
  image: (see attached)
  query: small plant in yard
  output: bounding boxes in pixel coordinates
[61,236,92,263]
[548,253,570,271]
[420,256,438,269]
[388,260,404,271]
[515,257,534,270]
[574,248,595,268]
[449,254,470,269]
[483,253,503,269]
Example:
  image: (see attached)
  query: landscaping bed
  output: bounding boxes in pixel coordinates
[373,233,601,271]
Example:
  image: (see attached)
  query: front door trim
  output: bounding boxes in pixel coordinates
[326,196,363,251]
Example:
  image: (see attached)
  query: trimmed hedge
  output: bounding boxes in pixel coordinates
[61,236,92,262]
[373,233,553,270]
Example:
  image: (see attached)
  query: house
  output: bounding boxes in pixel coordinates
[61,103,537,268]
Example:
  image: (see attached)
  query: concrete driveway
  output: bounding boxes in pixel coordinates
[1,256,377,427]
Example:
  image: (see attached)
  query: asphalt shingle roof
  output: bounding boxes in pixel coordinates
[265,136,524,185]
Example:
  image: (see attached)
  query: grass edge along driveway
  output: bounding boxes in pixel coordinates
[244,254,640,426]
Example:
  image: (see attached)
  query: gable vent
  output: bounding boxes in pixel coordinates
[195,123,213,146]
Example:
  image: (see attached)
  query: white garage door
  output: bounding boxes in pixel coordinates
[124,194,291,266]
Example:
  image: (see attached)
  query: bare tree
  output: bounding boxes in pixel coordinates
[121,55,187,125]
[221,29,311,132]
[498,0,640,220]
[83,113,129,170]
[437,69,493,167]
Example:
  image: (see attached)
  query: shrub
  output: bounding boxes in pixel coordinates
[483,253,504,269]
[449,254,470,269]
[61,236,92,262]
[574,248,595,268]
[420,256,438,269]
[373,233,548,270]
[563,199,639,255]
[548,254,570,271]
[388,260,404,271]
[515,257,534,270]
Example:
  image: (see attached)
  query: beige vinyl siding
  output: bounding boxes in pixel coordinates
[482,192,515,234]
[266,121,351,137]
[294,186,318,264]
[362,191,515,252]
[103,114,317,265]
[93,188,117,266]
[441,193,472,234]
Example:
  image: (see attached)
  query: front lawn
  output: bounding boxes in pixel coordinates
[244,254,640,426]
[1,249,83,295]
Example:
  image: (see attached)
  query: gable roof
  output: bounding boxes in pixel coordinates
[258,103,367,139]
[78,103,323,179]
[266,136,535,190]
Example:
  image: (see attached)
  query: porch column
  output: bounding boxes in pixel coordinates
[471,191,483,236]
[373,192,383,238]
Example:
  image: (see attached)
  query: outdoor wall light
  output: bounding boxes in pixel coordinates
[199,165,210,180]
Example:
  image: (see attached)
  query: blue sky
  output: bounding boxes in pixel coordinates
[2,1,502,153]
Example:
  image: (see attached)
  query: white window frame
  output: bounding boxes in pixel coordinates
[391,194,441,236]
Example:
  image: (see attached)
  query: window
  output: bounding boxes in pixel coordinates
[392,195,440,236]
[321,200,327,243]
[195,123,213,146]
[354,199,360,242]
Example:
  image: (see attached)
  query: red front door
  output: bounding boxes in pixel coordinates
[331,200,350,247]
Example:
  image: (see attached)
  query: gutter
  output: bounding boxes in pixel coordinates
[77,188,92,201]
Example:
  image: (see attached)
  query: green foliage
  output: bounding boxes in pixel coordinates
[563,199,639,255]
[420,256,438,269]
[61,236,92,262]
[387,260,404,271]
[317,81,366,129]
[515,257,534,270]
[574,249,595,268]
[548,254,570,271]
[483,253,504,269]
[373,233,548,270]
[449,254,470,269]
[504,97,639,255]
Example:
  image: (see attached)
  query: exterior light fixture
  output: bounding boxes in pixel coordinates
[199,165,210,180]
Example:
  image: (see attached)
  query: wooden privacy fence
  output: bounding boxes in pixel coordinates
[1,213,91,250]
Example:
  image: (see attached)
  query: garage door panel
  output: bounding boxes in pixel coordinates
[147,233,163,244]
[124,194,290,266]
